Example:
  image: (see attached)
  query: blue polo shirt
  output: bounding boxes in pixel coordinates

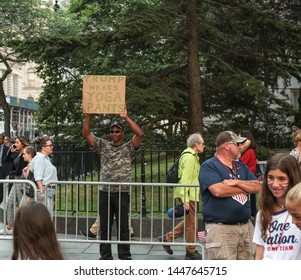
[199,156,257,223]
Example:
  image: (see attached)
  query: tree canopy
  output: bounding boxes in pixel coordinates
[0,0,53,136]
[5,0,301,146]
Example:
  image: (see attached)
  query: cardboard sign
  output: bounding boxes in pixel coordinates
[82,75,126,114]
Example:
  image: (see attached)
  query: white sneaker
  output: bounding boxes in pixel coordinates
[0,227,13,235]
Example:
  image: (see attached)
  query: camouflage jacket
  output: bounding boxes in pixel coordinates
[92,136,137,193]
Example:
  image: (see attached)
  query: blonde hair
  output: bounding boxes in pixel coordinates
[292,126,301,146]
[286,182,301,205]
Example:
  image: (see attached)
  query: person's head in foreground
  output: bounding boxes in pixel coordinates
[11,202,64,260]
[286,182,301,231]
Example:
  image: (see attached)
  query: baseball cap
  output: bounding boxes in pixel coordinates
[167,205,189,218]
[215,131,247,147]
[110,121,124,129]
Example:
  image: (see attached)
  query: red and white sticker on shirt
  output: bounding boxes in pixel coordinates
[232,193,248,205]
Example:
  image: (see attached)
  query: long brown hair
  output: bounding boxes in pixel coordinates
[11,202,64,260]
[16,136,30,149]
[259,153,301,238]
[239,130,257,151]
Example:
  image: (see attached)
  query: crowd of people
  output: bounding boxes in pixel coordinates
[0,134,58,248]
[160,128,301,260]
[1,114,301,261]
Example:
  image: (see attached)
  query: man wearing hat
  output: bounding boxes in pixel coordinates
[199,131,261,260]
[82,107,143,260]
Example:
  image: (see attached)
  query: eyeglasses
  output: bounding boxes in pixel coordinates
[43,144,53,147]
[110,130,121,134]
[199,142,205,146]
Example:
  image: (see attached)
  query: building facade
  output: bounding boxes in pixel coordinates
[0,0,69,142]
[0,61,41,141]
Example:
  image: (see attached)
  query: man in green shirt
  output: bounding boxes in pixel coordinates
[159,133,205,260]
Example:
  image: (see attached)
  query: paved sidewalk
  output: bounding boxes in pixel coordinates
[0,223,196,260]
[0,237,190,260]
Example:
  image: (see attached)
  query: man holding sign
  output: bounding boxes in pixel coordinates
[82,107,143,260]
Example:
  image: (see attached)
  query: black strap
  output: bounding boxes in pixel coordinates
[179,151,193,159]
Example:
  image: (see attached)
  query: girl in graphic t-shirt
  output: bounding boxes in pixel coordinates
[253,153,301,260]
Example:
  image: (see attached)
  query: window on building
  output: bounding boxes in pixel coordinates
[13,75,19,97]
[27,68,36,87]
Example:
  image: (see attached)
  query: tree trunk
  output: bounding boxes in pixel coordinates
[294,86,301,127]
[0,82,11,137]
[0,55,13,137]
[186,0,203,134]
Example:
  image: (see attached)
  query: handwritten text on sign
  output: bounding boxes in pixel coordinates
[82,75,126,114]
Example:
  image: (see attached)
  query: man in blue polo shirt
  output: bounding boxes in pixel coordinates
[199,131,261,260]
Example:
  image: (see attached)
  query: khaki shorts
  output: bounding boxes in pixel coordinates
[204,220,255,260]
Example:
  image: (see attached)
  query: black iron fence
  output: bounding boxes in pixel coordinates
[52,144,292,183]
[52,149,186,215]
[53,149,192,183]
[51,138,291,215]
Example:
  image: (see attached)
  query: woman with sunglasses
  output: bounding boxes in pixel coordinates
[253,153,301,259]
[31,137,57,216]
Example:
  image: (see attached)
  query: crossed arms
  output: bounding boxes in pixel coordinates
[208,179,261,198]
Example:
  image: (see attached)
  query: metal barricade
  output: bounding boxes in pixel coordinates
[0,180,204,258]
[0,179,38,234]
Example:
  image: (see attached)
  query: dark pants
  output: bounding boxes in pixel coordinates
[99,191,131,260]
[0,167,5,205]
